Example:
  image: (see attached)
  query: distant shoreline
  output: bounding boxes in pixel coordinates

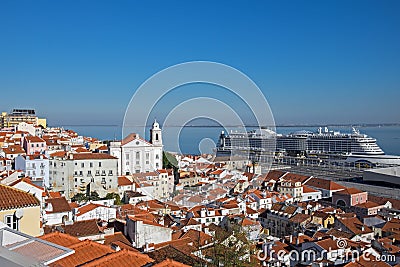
[53,123,400,128]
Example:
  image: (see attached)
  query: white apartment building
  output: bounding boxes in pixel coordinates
[49,152,118,199]
[15,154,50,187]
[109,120,163,175]
[133,169,174,200]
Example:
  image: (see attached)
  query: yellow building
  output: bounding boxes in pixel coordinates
[311,211,335,228]
[0,184,41,236]
[1,109,46,128]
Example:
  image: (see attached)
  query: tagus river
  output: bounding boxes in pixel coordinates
[57,125,400,156]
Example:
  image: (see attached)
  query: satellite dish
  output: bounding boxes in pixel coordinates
[15,209,24,219]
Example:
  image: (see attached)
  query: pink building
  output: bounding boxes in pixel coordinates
[332,187,368,208]
[23,136,47,155]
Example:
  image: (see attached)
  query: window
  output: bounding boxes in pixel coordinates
[156,154,159,159]
[81,163,84,168]
[101,177,106,184]
[136,152,140,159]
[87,170,91,175]
[90,162,93,168]
[99,162,102,167]
[125,153,130,160]
[5,215,19,230]
[108,170,113,176]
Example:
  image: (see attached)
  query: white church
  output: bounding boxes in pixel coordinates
[109,120,163,175]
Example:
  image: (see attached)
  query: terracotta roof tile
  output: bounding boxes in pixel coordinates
[39,232,81,247]
[305,177,346,191]
[0,184,40,210]
[46,219,102,238]
[336,187,365,195]
[72,153,117,160]
[50,240,113,267]
[152,259,191,267]
[45,197,71,213]
[25,136,46,143]
[118,176,133,186]
[148,244,201,265]
[81,249,154,267]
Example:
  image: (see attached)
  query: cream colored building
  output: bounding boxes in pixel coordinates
[0,184,41,236]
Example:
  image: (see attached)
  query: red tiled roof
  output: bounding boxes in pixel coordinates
[81,249,154,267]
[76,203,110,216]
[72,153,117,160]
[45,197,71,213]
[336,187,365,195]
[180,229,213,248]
[263,170,286,182]
[305,177,346,191]
[2,145,26,155]
[0,184,40,210]
[58,219,101,237]
[121,133,152,146]
[25,136,46,143]
[152,259,191,267]
[302,185,319,193]
[39,232,81,247]
[118,176,133,186]
[354,201,382,209]
[282,173,311,183]
[50,240,113,267]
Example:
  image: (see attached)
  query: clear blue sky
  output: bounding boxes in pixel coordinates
[0,0,399,126]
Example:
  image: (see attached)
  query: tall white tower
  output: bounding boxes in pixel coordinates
[150,119,162,146]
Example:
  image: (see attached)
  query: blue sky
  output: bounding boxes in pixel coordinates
[0,0,399,126]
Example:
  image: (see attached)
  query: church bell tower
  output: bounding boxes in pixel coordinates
[150,119,162,146]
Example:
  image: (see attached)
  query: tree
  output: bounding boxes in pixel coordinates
[210,225,253,267]
[163,151,179,184]
[71,193,87,202]
[162,151,178,169]
[104,192,122,205]
[88,191,100,201]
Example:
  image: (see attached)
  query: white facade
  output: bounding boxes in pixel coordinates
[74,203,117,222]
[133,170,174,200]
[109,121,163,175]
[15,154,50,187]
[126,215,172,248]
[49,152,118,199]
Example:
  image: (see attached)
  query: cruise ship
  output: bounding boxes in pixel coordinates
[216,127,400,166]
